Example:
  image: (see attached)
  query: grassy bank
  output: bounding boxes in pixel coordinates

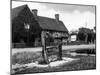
[13,55,96,74]
[12,52,42,65]
[11,49,96,74]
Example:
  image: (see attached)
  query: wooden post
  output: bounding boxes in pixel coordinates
[85,33,88,44]
[58,38,62,60]
[41,31,49,64]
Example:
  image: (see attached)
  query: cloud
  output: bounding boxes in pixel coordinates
[59,10,95,31]
[40,3,95,14]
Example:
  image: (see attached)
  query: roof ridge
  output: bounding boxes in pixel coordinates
[38,16,63,22]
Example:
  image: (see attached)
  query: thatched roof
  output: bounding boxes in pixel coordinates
[37,16,68,32]
[12,4,68,33]
[12,4,28,21]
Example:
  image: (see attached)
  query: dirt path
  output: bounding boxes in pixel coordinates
[12,44,95,55]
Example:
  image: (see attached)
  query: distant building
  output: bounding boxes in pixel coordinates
[70,34,77,42]
[12,5,69,47]
[69,30,78,42]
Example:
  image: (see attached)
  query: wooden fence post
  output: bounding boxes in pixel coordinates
[58,39,62,60]
[85,33,88,44]
[41,31,49,64]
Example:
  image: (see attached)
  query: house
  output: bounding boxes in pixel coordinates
[69,30,78,42]
[12,4,69,48]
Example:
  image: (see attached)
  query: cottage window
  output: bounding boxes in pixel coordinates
[24,23,30,30]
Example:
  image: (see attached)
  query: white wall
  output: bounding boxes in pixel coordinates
[71,35,77,41]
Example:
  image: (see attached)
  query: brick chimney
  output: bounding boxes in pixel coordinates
[32,9,38,18]
[55,14,59,22]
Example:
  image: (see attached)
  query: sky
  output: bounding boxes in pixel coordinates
[12,1,96,31]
